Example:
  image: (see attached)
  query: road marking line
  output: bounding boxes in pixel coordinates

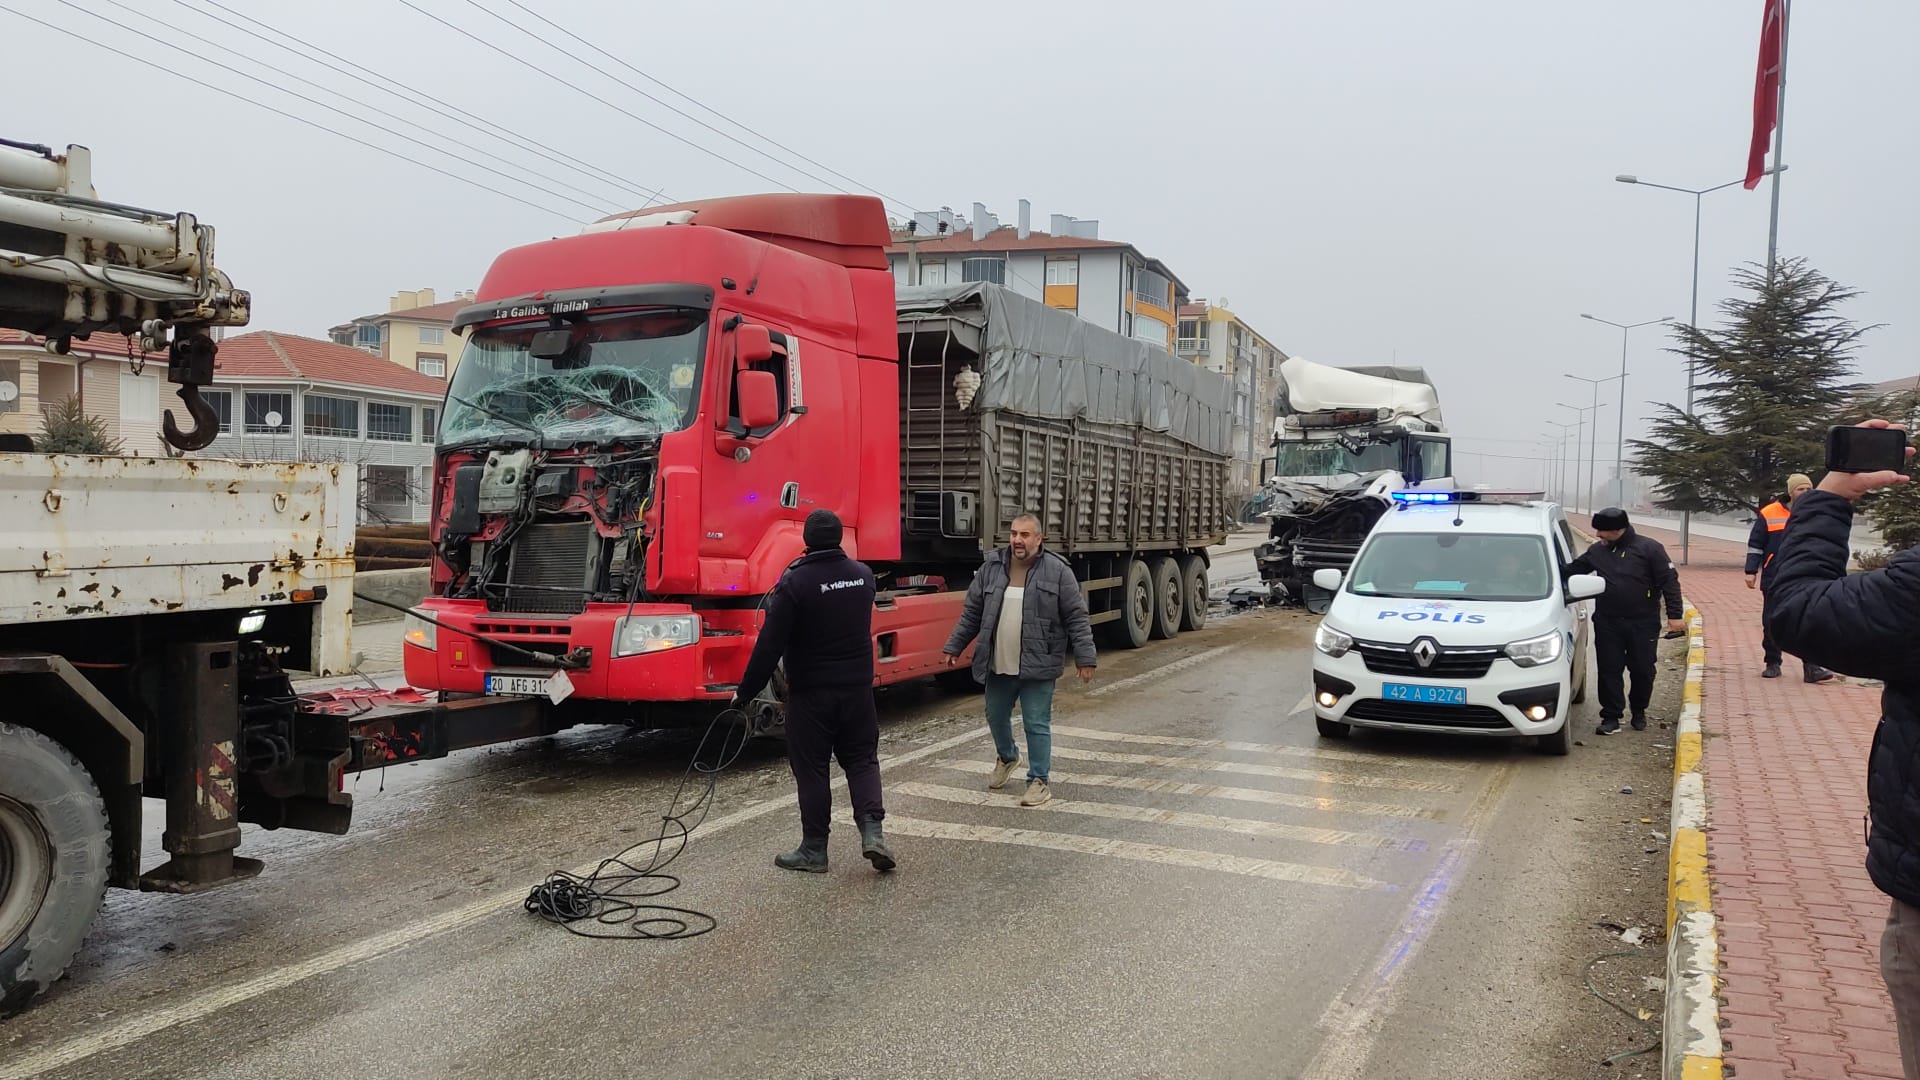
[1050,724,1474,772]
[1086,645,1238,697]
[1298,763,1516,1080]
[1048,745,1461,794]
[851,813,1385,891]
[0,724,996,1080]
[1289,692,1313,716]
[936,761,1446,821]
[892,781,1418,850]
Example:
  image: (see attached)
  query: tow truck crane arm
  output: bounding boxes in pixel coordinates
[0,138,250,450]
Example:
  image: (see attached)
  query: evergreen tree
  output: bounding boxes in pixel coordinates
[1862,389,1920,551]
[35,396,124,455]
[1632,258,1875,516]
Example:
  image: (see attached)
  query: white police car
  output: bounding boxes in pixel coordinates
[1308,491,1607,755]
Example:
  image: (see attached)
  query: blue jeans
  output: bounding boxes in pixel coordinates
[984,675,1054,782]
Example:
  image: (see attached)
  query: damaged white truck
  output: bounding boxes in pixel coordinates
[1254,357,1453,610]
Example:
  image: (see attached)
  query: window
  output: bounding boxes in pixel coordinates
[355,324,382,347]
[363,465,412,506]
[1132,268,1171,308]
[420,407,437,442]
[1045,258,1078,286]
[918,260,948,286]
[201,388,233,433]
[367,402,411,441]
[961,257,1006,285]
[245,392,292,434]
[303,394,359,438]
[0,358,18,415]
[416,354,446,378]
[119,373,160,426]
[418,327,446,346]
[1410,436,1452,485]
[1349,533,1552,603]
[1131,314,1169,346]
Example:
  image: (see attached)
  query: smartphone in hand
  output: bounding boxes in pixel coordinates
[1826,425,1910,474]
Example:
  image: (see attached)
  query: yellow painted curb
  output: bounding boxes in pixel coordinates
[1664,601,1721,1079]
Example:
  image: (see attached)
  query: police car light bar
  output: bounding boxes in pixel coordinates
[1389,490,1479,504]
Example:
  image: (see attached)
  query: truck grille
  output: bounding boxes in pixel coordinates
[1344,700,1513,731]
[1355,641,1500,679]
[501,520,594,614]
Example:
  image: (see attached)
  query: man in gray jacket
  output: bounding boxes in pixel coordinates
[944,513,1098,807]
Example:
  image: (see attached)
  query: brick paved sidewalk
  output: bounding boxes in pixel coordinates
[1639,525,1903,1079]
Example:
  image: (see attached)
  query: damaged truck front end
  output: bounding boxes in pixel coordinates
[1255,472,1399,612]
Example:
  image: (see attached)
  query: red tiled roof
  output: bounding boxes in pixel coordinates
[884,227,1132,255]
[1178,303,1208,318]
[214,332,447,396]
[0,327,155,360]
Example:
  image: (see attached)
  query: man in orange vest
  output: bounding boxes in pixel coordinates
[1747,473,1834,683]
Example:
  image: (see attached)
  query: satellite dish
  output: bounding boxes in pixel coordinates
[0,381,16,403]
[264,410,284,428]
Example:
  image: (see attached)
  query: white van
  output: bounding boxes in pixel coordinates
[1308,492,1606,755]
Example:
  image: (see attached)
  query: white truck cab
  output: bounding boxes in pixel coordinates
[1307,491,1606,755]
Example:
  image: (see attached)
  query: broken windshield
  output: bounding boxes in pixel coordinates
[439,309,708,447]
[1273,439,1399,478]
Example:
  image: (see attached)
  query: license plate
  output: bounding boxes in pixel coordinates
[486,673,574,703]
[1381,682,1468,706]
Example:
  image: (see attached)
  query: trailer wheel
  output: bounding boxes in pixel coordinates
[1105,558,1154,650]
[1147,557,1181,640]
[0,724,110,1017]
[1176,555,1209,632]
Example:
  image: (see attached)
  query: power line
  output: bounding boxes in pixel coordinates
[171,0,671,207]
[394,0,805,201]
[493,0,920,215]
[2,4,584,223]
[79,0,617,218]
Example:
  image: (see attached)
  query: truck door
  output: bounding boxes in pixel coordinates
[1406,435,1453,490]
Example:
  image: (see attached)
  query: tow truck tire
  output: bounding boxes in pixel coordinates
[1147,557,1182,641]
[1535,720,1572,756]
[1315,716,1352,739]
[1106,558,1154,650]
[1176,555,1209,632]
[0,724,110,1017]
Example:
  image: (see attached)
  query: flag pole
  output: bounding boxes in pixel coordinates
[1765,0,1791,287]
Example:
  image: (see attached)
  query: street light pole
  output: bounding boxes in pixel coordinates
[1557,400,1607,513]
[1547,421,1577,506]
[1615,166,1783,563]
[1579,315,1673,508]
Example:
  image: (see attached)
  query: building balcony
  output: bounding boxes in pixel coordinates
[1175,337,1207,356]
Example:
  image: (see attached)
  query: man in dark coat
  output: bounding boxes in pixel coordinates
[734,509,893,874]
[1764,420,1919,1077]
[1566,507,1686,735]
[1747,472,1834,682]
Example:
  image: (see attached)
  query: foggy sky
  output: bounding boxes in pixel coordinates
[9,0,1916,490]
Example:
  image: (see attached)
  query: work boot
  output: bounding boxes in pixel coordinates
[1596,718,1620,736]
[1805,666,1836,684]
[858,818,896,872]
[774,836,829,874]
[1762,664,1783,679]
[1020,779,1052,807]
[989,756,1021,790]
[1630,713,1648,731]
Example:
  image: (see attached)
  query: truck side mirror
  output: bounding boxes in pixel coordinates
[736,370,780,432]
[734,323,775,368]
[1566,573,1606,602]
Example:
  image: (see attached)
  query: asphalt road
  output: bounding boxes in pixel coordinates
[0,544,1648,1080]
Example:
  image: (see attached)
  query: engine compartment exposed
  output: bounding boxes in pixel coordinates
[1254,471,1399,612]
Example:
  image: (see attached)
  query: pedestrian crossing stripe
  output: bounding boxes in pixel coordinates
[936,761,1446,821]
[1047,745,1463,794]
[891,781,1421,851]
[843,813,1386,891]
[1048,725,1475,772]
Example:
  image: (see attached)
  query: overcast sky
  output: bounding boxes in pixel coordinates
[10,0,1916,488]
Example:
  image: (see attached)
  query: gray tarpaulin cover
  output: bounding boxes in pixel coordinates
[896,283,1234,458]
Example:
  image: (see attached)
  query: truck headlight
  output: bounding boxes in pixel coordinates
[1504,630,1565,668]
[403,609,436,651]
[238,608,268,636]
[613,614,699,657]
[1314,623,1354,658]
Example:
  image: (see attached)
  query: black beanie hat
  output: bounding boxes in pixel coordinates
[1591,507,1630,531]
[803,509,844,551]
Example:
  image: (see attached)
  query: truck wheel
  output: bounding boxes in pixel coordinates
[1105,558,1153,650]
[1535,721,1572,756]
[1176,554,1209,632]
[1147,557,1181,641]
[0,724,111,1017]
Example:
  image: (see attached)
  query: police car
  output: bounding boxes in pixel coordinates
[1307,491,1607,755]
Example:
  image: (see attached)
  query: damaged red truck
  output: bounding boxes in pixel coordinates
[403,194,1235,730]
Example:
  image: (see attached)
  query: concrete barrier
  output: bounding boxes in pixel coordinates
[350,567,431,624]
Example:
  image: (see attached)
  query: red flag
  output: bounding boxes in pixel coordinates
[1745,0,1785,189]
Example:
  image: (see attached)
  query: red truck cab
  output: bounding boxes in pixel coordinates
[404,195,961,722]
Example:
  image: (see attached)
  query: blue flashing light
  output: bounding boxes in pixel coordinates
[1390,490,1455,504]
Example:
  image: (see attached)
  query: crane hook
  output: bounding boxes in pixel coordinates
[161,329,221,452]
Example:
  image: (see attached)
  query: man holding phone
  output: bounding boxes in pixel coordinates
[1765,419,1920,1077]
[1747,473,1835,683]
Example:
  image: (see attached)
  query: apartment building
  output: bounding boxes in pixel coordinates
[1176,300,1288,495]
[329,287,474,379]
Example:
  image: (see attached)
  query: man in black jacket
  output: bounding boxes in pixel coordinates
[1567,507,1686,735]
[733,509,894,874]
[1764,420,1919,1075]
